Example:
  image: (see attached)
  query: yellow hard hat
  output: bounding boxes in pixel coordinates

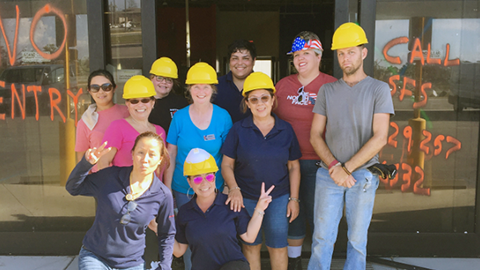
[185,62,218,85]
[122,75,156,99]
[331,22,368,50]
[184,148,218,176]
[242,72,276,97]
[150,57,178,78]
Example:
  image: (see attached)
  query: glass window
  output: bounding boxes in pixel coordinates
[106,0,142,104]
[254,59,273,78]
[373,0,479,233]
[0,0,93,235]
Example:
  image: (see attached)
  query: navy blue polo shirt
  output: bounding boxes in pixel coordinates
[175,193,250,270]
[221,114,302,200]
[214,71,252,123]
[66,158,175,269]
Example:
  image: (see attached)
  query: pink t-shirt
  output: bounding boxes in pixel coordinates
[76,104,129,172]
[274,73,337,160]
[75,104,129,151]
[102,119,166,167]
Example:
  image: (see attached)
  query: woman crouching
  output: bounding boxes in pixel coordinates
[173,148,274,270]
[66,131,175,270]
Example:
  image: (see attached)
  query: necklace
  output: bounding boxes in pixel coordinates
[126,174,152,201]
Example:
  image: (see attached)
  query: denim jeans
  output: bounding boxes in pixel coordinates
[308,168,378,270]
[288,159,317,239]
[172,190,193,270]
[243,193,289,248]
[78,246,145,270]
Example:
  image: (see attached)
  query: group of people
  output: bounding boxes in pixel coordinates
[66,22,394,270]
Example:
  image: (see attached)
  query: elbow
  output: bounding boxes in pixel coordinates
[379,134,388,148]
[65,186,79,196]
[241,235,255,244]
[244,238,255,244]
[310,133,322,148]
[381,139,388,148]
[173,250,183,258]
[309,136,315,147]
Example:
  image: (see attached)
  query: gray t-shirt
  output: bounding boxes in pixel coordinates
[313,76,395,170]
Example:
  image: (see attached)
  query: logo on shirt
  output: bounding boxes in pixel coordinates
[286,86,317,105]
[170,109,179,119]
[204,134,216,141]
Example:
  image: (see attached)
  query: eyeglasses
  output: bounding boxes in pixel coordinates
[193,173,215,185]
[248,95,271,105]
[154,76,174,84]
[89,83,113,93]
[120,200,138,225]
[297,86,305,102]
[127,97,153,104]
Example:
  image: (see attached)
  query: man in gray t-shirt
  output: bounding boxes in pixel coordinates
[308,23,394,270]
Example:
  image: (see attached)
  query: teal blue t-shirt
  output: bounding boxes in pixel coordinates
[167,105,233,194]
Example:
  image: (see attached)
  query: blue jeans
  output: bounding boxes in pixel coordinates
[243,193,289,248]
[288,159,317,239]
[173,190,193,270]
[308,168,378,270]
[78,246,145,270]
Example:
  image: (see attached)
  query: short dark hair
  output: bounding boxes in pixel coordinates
[228,40,257,60]
[87,69,116,89]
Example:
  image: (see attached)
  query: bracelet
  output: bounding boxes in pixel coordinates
[255,208,265,216]
[229,186,241,193]
[328,160,339,169]
[341,163,352,175]
[289,197,300,203]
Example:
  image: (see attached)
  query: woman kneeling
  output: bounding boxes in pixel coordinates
[174,148,274,270]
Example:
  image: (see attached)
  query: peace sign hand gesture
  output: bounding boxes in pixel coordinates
[256,182,275,212]
[85,142,112,165]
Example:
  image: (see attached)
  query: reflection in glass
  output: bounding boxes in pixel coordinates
[372,0,478,234]
[0,1,93,234]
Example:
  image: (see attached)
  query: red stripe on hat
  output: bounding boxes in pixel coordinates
[307,39,323,51]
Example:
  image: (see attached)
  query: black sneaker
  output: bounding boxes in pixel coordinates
[288,256,302,270]
[172,255,185,270]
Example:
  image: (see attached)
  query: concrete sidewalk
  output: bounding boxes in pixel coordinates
[1,256,480,270]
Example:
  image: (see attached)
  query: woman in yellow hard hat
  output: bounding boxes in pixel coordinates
[98,75,166,172]
[148,57,188,134]
[221,72,301,270]
[165,62,232,269]
[173,148,273,270]
[67,131,174,270]
[75,69,129,172]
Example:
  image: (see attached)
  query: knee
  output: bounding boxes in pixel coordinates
[348,231,368,248]
[242,243,262,254]
[266,246,287,253]
[266,246,287,259]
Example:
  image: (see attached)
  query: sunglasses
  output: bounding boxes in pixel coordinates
[154,76,174,83]
[89,83,113,93]
[120,200,138,225]
[297,86,305,102]
[127,97,154,104]
[192,173,215,185]
[248,95,271,105]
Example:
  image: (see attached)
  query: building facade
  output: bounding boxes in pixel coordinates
[0,0,479,259]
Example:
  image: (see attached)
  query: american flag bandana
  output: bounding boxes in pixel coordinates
[287,37,324,55]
